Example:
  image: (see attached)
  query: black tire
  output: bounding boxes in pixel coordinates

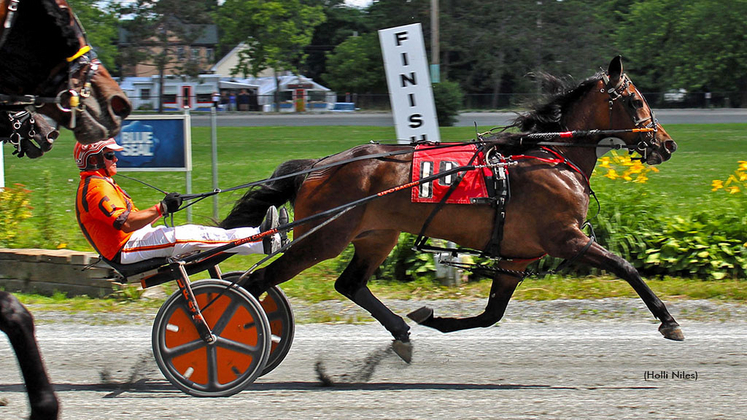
[152,279,271,397]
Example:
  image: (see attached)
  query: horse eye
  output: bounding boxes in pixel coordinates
[632,99,644,109]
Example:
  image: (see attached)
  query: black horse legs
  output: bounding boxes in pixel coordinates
[335,250,411,343]
[576,241,684,340]
[334,233,415,361]
[0,292,59,420]
[408,273,522,333]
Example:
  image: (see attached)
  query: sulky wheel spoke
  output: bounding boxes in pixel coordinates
[162,339,207,358]
[206,344,219,389]
[209,297,240,336]
[214,335,264,355]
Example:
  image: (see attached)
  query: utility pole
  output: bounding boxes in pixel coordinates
[430,0,440,83]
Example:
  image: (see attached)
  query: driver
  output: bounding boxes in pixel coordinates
[74,138,287,264]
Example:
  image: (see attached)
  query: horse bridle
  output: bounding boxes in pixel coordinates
[602,72,659,161]
[0,0,99,155]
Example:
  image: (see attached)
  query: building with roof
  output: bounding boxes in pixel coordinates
[230,74,335,112]
[210,44,337,112]
[119,74,259,112]
[118,36,338,112]
[118,24,219,78]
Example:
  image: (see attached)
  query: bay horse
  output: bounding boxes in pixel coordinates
[0,0,131,158]
[221,56,683,362]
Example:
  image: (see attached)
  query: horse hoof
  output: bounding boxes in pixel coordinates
[407,306,434,324]
[392,339,413,364]
[659,323,685,341]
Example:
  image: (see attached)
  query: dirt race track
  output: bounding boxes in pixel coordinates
[1,298,746,419]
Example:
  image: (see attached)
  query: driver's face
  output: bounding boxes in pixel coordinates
[103,149,118,175]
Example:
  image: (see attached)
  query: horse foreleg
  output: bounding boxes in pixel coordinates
[408,271,523,333]
[335,232,414,361]
[567,237,684,341]
[0,292,58,419]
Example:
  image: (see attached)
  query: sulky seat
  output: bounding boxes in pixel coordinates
[100,253,233,288]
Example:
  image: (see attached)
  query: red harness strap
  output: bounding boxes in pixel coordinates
[510,146,590,184]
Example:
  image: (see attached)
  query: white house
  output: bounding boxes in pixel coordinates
[210,43,275,79]
[232,74,336,112]
[118,43,337,112]
[119,74,259,112]
[210,43,337,112]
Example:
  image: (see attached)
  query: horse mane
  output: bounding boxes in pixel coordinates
[1,0,80,56]
[509,71,604,133]
[39,0,81,53]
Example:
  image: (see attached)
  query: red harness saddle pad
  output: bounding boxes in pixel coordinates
[411,143,491,204]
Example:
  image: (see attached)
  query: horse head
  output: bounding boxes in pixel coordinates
[587,56,677,165]
[0,0,131,150]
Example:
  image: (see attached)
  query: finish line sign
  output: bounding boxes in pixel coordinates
[379,23,440,144]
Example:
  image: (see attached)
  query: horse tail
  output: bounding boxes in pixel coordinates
[220,159,317,229]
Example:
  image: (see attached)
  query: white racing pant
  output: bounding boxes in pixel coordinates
[120,224,264,264]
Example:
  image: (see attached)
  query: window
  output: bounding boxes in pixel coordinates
[206,48,214,63]
[140,89,151,100]
[191,47,200,61]
[278,90,293,102]
[163,94,177,103]
[196,93,212,103]
[176,46,185,60]
[308,91,326,102]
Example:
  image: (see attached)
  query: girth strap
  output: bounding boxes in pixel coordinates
[483,153,510,257]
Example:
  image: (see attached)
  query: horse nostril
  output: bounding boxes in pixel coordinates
[664,140,677,153]
[110,95,132,119]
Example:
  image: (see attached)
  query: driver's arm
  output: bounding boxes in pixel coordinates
[121,204,164,233]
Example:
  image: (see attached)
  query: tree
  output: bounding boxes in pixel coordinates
[438,0,612,109]
[298,0,368,87]
[68,0,120,72]
[216,0,326,111]
[615,0,747,107]
[323,33,385,94]
[117,0,215,112]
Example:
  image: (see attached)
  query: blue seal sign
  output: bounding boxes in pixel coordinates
[114,115,191,171]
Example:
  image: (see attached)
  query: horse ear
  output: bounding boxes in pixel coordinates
[608,56,623,84]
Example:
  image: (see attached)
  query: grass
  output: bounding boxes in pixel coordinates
[3,122,747,310]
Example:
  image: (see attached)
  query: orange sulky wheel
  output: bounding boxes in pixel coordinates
[152,279,271,397]
[223,272,295,377]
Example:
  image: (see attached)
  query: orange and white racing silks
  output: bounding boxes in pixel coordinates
[77,170,266,264]
[75,171,137,261]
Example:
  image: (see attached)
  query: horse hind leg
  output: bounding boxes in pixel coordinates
[334,231,414,362]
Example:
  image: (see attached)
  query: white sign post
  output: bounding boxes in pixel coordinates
[379,23,440,144]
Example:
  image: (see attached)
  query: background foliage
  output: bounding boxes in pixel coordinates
[67,0,747,107]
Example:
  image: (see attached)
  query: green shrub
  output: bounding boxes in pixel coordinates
[374,233,436,282]
[592,180,747,280]
[0,184,33,247]
[34,170,66,249]
[432,80,464,127]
